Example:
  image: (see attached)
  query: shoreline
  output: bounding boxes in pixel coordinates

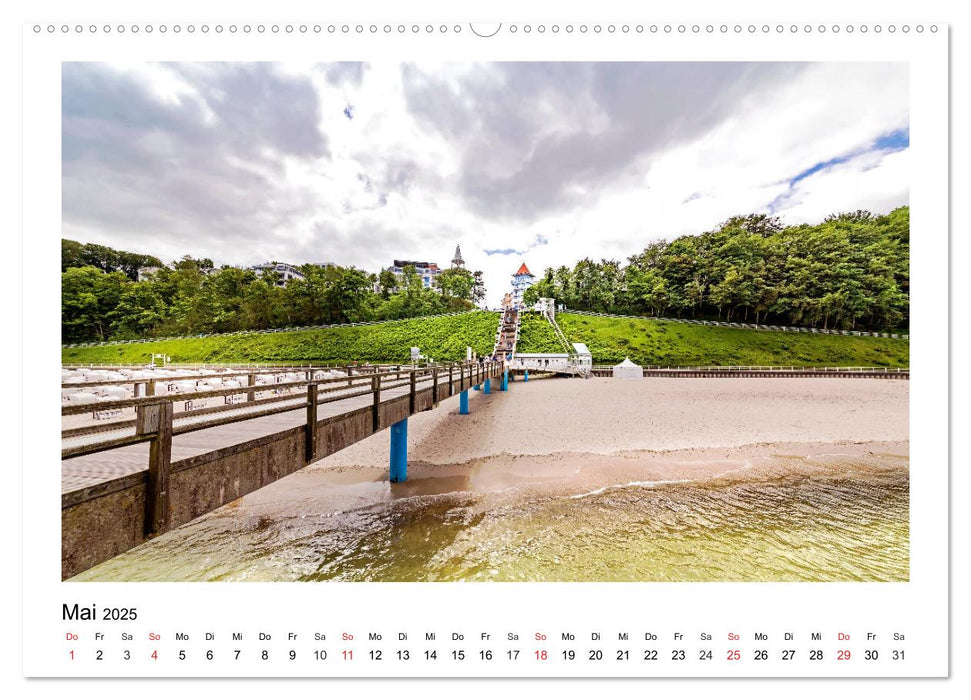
[72,438,909,582]
[251,438,908,507]
[72,378,909,582]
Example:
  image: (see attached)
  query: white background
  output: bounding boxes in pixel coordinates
[6,0,969,697]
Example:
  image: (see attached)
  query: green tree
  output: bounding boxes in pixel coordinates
[471,270,486,305]
[61,266,128,342]
[61,238,163,280]
[435,267,476,301]
[378,269,398,298]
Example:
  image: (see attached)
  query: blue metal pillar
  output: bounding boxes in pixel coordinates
[524,369,529,382]
[501,370,508,391]
[484,378,491,394]
[460,390,469,415]
[390,418,408,482]
[473,384,480,391]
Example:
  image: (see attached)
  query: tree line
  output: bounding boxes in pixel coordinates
[62,239,164,280]
[523,207,909,331]
[62,242,486,343]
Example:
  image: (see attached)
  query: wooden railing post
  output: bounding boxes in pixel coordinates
[347,366,354,387]
[371,374,381,431]
[147,379,156,397]
[432,367,439,405]
[409,370,417,413]
[137,401,173,537]
[247,373,256,401]
[448,364,454,396]
[306,383,319,462]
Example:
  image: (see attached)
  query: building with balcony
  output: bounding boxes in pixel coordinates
[250,262,306,286]
[386,259,442,288]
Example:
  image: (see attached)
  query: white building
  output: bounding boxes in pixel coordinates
[136,266,163,282]
[533,297,556,315]
[510,262,536,308]
[250,262,306,286]
[386,259,442,289]
[510,343,593,376]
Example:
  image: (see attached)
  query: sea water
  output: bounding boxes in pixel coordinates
[72,452,908,583]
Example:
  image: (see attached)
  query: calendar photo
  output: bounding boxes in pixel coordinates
[21,10,953,682]
[58,59,911,584]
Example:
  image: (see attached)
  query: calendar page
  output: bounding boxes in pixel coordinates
[18,0,957,689]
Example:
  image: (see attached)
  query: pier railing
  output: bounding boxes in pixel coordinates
[62,362,500,458]
[61,360,504,579]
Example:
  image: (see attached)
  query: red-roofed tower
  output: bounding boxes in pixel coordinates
[511,261,536,308]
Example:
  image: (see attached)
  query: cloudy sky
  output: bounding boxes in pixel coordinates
[62,61,908,305]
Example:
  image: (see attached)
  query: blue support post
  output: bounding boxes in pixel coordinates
[460,390,469,415]
[473,384,480,391]
[524,369,529,382]
[501,370,508,391]
[484,378,491,394]
[390,418,408,483]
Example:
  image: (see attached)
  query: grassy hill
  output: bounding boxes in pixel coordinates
[62,309,909,368]
[61,312,500,365]
[516,313,908,368]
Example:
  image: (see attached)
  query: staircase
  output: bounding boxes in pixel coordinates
[543,306,573,354]
[493,307,520,360]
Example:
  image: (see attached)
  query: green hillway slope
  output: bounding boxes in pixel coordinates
[61,312,500,365]
[62,310,908,368]
[515,313,908,368]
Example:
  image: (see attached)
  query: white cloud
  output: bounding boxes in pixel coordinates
[777,148,910,224]
[62,61,909,306]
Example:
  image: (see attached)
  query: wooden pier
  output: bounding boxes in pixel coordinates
[61,360,503,579]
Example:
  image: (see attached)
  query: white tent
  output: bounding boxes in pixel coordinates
[612,357,643,379]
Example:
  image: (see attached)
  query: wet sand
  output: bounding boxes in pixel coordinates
[241,438,908,511]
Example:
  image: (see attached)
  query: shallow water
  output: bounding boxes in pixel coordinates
[73,452,909,583]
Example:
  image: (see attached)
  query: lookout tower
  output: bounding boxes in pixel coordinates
[451,244,465,269]
[511,262,535,308]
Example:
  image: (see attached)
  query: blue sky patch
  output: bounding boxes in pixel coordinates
[873,127,909,151]
[768,126,910,213]
[484,248,523,256]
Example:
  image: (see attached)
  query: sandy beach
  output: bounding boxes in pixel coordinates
[265,375,908,513]
[75,377,910,582]
[307,376,909,472]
